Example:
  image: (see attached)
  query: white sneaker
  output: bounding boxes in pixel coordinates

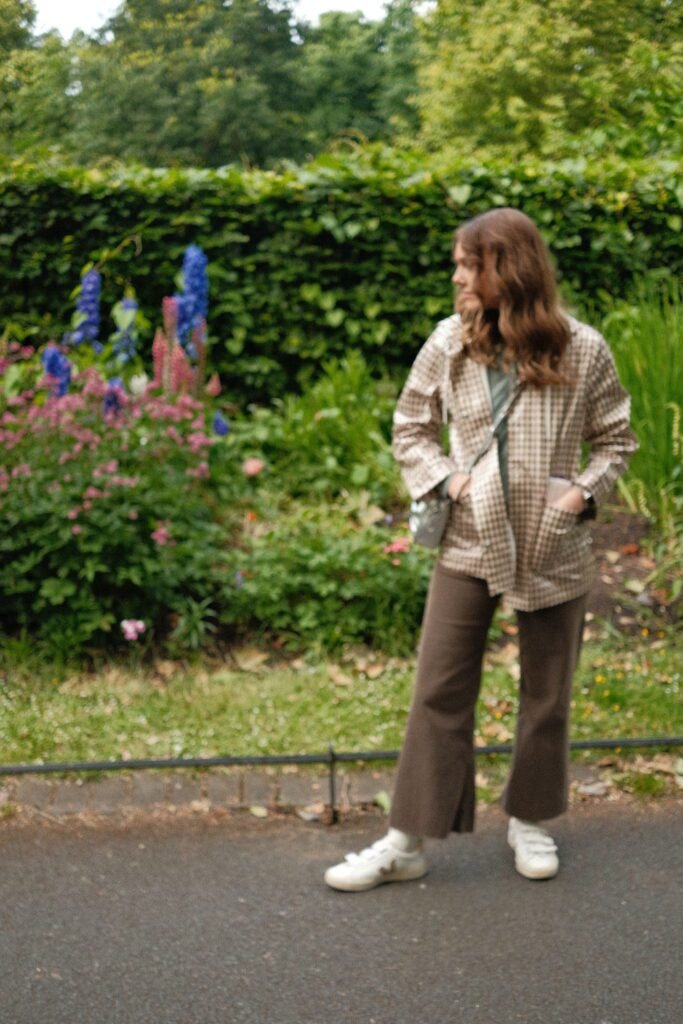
[507,817,559,880]
[324,835,427,892]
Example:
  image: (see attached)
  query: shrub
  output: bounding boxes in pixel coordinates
[0,345,238,659]
[222,501,434,654]
[224,350,402,504]
[1,148,680,402]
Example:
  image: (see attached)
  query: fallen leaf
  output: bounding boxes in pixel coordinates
[232,647,269,672]
[624,578,645,594]
[577,780,610,797]
[359,505,387,527]
[489,641,518,666]
[373,790,391,815]
[155,660,179,680]
[364,663,386,679]
[501,623,518,636]
[483,697,514,716]
[296,801,325,822]
[482,721,513,742]
[190,799,210,813]
[249,805,268,818]
[604,550,621,564]
[328,664,353,686]
[620,543,640,556]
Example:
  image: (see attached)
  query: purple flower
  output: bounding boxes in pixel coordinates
[111,298,139,364]
[174,245,208,353]
[41,343,71,396]
[64,269,102,352]
[212,411,230,436]
[103,377,126,417]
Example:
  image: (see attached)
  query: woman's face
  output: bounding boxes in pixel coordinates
[452,242,499,312]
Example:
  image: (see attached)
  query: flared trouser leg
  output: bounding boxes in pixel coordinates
[502,592,587,822]
[389,566,499,838]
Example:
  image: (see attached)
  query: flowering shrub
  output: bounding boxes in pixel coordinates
[0,334,239,658]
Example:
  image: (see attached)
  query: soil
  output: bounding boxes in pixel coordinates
[585,507,658,623]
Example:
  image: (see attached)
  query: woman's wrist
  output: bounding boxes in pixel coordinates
[447,473,471,502]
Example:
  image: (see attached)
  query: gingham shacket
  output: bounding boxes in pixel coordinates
[392,313,637,610]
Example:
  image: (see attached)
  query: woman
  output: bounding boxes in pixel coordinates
[325,207,637,892]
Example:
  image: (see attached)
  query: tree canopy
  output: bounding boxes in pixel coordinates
[0,0,679,166]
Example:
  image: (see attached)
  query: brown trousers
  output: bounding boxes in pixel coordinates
[389,564,586,838]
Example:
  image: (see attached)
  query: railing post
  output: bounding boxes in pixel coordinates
[327,743,338,824]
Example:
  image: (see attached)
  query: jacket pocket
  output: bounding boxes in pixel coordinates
[531,505,583,572]
[451,492,480,551]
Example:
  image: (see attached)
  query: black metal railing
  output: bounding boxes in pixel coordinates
[1,735,681,821]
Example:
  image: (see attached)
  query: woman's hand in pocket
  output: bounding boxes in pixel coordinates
[549,484,585,514]
[447,473,471,502]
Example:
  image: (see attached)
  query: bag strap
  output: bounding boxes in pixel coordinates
[467,380,525,473]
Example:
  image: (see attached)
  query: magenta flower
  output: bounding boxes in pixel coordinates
[121,619,146,641]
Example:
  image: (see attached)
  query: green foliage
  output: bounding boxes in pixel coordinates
[296,2,420,149]
[418,0,683,160]
[0,1,422,168]
[222,501,434,653]
[0,351,238,657]
[599,281,683,516]
[1,148,680,403]
[226,351,401,503]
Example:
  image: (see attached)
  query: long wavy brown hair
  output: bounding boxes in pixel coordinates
[453,208,572,387]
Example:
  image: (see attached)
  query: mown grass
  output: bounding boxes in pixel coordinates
[1,626,680,773]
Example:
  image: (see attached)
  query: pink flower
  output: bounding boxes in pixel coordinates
[121,618,146,641]
[71,525,82,536]
[128,509,139,520]
[83,485,103,500]
[170,344,194,393]
[67,507,80,520]
[165,426,183,444]
[242,458,264,477]
[187,431,214,453]
[151,521,174,546]
[152,328,170,390]
[383,538,411,555]
[205,373,221,398]
[162,296,178,336]
[11,464,31,479]
[186,461,210,479]
[93,459,118,479]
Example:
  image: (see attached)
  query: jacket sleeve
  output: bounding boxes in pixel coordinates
[574,334,638,505]
[392,329,459,501]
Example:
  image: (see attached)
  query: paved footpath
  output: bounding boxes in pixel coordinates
[1,799,681,1024]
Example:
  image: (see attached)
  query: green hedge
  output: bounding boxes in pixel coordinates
[1,148,681,401]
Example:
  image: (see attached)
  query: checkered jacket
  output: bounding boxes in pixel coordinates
[393,314,637,610]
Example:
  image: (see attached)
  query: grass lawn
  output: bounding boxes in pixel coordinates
[1,622,680,802]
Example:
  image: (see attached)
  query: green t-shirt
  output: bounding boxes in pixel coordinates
[486,358,516,503]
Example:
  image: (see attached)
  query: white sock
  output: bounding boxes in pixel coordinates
[388,827,421,852]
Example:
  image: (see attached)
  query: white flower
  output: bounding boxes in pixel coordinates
[129,373,149,397]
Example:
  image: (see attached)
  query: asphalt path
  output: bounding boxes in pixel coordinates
[1,801,681,1024]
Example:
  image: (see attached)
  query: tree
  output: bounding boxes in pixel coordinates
[417,0,683,159]
[0,0,35,53]
[65,0,306,166]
